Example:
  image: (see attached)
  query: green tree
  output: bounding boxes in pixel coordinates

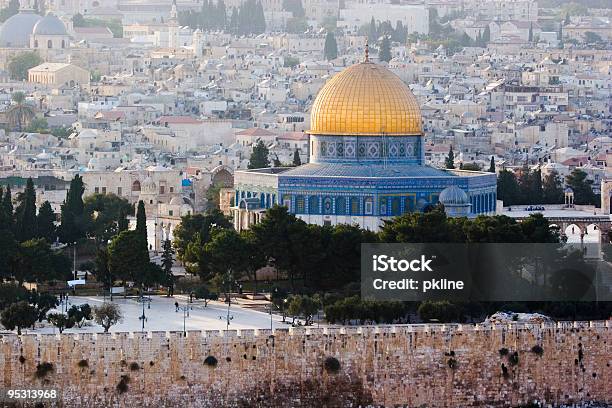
[497,169,521,206]
[94,247,113,291]
[93,302,123,332]
[204,229,248,298]
[26,117,49,133]
[271,286,288,321]
[488,156,495,173]
[1,301,37,334]
[566,169,596,205]
[15,177,37,242]
[84,193,132,245]
[31,292,58,322]
[67,304,92,328]
[161,239,175,294]
[107,230,150,286]
[7,52,42,81]
[5,91,36,131]
[59,175,86,244]
[0,0,19,22]
[368,17,377,42]
[136,200,147,240]
[17,238,71,284]
[542,170,564,204]
[378,35,392,62]
[445,145,455,169]
[248,140,270,169]
[461,162,481,171]
[292,149,302,166]
[2,185,14,231]
[417,300,461,323]
[37,201,56,243]
[324,31,338,60]
[47,313,74,333]
[172,210,232,270]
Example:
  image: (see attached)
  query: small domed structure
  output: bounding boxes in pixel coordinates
[439,185,471,217]
[32,13,67,35]
[30,12,69,49]
[0,10,41,48]
[439,185,469,206]
[142,176,157,193]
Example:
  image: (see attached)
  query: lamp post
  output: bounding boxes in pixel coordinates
[179,304,191,335]
[139,296,152,332]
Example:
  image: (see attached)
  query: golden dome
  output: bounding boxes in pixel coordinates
[308,62,422,136]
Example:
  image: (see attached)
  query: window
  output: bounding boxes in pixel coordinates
[296,196,305,213]
[365,198,374,215]
[350,198,360,215]
[323,197,332,214]
[335,197,346,215]
[308,196,319,214]
[117,187,122,195]
[101,187,106,194]
[47,40,52,48]
[378,197,386,215]
[169,210,173,216]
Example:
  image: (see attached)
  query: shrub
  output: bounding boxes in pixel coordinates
[116,375,130,393]
[509,351,519,366]
[129,362,139,371]
[499,348,509,356]
[531,345,544,356]
[204,356,218,367]
[324,357,341,373]
[35,362,54,378]
[501,363,509,379]
[77,359,89,368]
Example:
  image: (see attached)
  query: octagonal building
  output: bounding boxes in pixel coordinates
[232,55,497,231]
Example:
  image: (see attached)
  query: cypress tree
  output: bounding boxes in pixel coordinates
[2,185,14,229]
[379,35,392,62]
[118,207,129,232]
[59,175,85,243]
[248,140,270,169]
[292,149,302,166]
[323,31,338,60]
[136,200,147,239]
[37,201,56,243]
[489,156,495,173]
[445,146,455,169]
[15,177,37,242]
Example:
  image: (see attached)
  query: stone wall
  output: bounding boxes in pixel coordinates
[0,322,610,407]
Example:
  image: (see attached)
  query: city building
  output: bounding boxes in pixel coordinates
[231,49,497,231]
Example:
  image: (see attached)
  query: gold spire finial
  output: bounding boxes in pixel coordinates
[364,39,369,62]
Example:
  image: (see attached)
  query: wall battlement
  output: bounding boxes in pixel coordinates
[1,322,610,407]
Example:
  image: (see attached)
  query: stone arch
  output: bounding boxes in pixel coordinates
[211,165,234,187]
[132,180,141,192]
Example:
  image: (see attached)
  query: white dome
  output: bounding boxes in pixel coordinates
[142,176,157,193]
[439,185,469,206]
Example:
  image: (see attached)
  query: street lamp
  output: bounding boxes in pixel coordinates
[139,296,152,332]
[179,304,191,335]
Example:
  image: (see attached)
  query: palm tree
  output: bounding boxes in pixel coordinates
[6,91,36,131]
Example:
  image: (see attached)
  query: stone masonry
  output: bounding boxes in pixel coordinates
[0,322,610,407]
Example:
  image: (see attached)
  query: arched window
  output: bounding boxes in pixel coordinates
[378,197,386,215]
[131,180,141,191]
[295,195,305,213]
[61,40,65,48]
[350,197,360,215]
[335,197,346,215]
[391,197,401,215]
[47,40,53,49]
[323,197,332,214]
[308,196,319,214]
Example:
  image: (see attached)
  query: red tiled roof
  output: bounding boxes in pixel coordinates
[236,127,276,137]
[278,132,308,141]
